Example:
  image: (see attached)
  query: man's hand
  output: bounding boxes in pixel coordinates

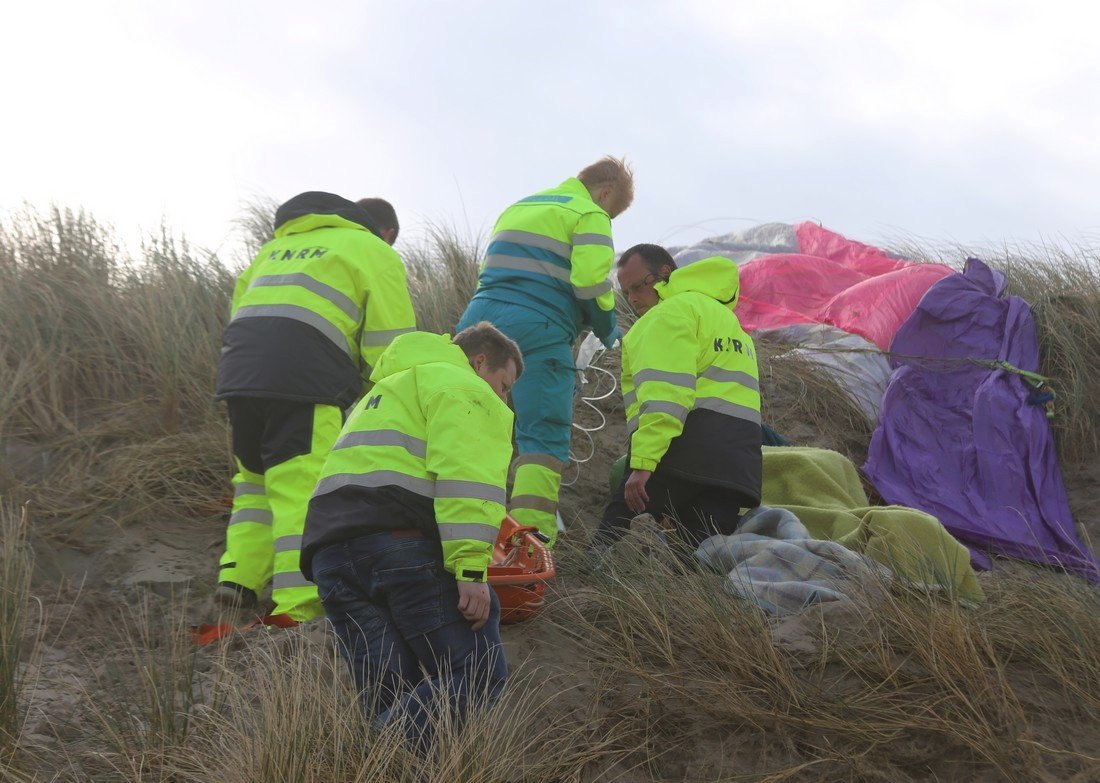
[625,469,652,514]
[456,580,491,631]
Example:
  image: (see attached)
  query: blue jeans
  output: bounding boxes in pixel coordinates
[311,532,508,748]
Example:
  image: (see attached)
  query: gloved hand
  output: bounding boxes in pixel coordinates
[600,325,622,350]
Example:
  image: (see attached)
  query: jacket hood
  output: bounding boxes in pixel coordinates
[369,332,472,383]
[274,191,382,238]
[655,256,740,310]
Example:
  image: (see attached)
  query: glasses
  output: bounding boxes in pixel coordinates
[623,273,658,298]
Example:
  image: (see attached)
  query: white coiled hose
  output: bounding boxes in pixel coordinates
[563,333,619,487]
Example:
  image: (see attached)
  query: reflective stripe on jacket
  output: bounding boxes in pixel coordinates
[473,177,618,345]
[621,256,763,500]
[216,192,416,407]
[302,332,513,581]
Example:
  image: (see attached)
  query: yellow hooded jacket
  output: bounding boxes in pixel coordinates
[301,332,514,582]
[216,192,416,408]
[621,256,763,503]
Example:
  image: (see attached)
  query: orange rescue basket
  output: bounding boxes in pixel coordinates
[488,514,556,624]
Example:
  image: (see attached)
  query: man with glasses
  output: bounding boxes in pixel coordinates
[597,244,763,549]
[617,245,675,317]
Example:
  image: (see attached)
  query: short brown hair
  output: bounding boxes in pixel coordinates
[356,197,399,240]
[616,243,675,275]
[577,156,635,217]
[453,321,524,377]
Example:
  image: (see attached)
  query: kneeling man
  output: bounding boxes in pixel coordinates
[598,245,762,548]
[301,323,522,747]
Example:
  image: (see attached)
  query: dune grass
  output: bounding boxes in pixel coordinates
[0,207,234,542]
[12,590,616,783]
[402,223,483,335]
[0,503,35,761]
[0,205,1097,781]
[166,632,607,783]
[0,208,489,535]
[8,547,1096,781]
[551,541,1099,781]
[0,207,232,439]
[756,342,876,463]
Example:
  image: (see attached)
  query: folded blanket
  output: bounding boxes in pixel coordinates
[760,446,984,604]
[697,506,889,615]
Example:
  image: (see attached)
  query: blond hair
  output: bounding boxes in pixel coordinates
[577,156,634,217]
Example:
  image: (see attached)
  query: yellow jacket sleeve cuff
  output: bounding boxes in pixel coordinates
[450,556,492,582]
[629,456,658,471]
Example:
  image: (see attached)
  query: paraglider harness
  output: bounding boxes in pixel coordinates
[984,360,1056,419]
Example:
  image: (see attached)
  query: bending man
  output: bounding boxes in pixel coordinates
[597,245,762,548]
[214,192,416,621]
[301,324,521,747]
[457,157,634,544]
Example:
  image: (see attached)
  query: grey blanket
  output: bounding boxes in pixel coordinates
[696,506,890,615]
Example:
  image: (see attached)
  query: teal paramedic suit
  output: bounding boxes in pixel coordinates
[457,177,620,544]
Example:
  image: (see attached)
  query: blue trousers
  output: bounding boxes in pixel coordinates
[311,532,508,748]
[457,298,574,462]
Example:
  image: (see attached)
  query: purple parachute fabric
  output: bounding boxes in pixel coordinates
[864,258,1099,582]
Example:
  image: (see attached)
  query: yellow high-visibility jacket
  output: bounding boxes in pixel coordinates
[470,177,619,346]
[621,256,762,503]
[301,332,514,582]
[216,192,416,408]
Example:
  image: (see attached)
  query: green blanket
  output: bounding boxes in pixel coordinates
[761,446,983,604]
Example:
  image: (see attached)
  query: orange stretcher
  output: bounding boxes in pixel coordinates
[488,514,557,624]
[191,515,556,644]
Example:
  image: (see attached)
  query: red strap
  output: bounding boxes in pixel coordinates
[190,622,250,645]
[189,614,299,645]
[262,613,299,629]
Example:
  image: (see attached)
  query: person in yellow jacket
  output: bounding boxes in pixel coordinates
[596,244,762,547]
[301,324,521,747]
[456,157,634,546]
[214,191,416,621]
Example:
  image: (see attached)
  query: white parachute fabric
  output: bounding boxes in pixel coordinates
[671,223,798,267]
[757,324,892,422]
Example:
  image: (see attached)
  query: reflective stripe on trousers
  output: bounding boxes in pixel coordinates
[219,464,273,593]
[219,403,343,621]
[267,404,344,620]
[510,453,564,547]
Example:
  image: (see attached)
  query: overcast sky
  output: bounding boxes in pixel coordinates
[2,1,1098,259]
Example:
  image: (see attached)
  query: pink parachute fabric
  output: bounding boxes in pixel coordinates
[735,223,954,351]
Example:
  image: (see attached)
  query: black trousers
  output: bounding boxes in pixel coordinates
[226,397,319,474]
[597,468,745,549]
